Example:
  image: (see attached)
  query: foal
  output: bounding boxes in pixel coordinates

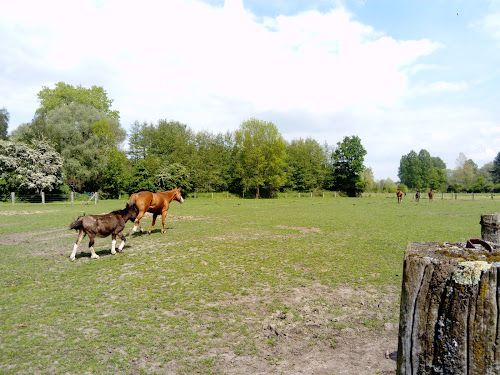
[69,203,138,261]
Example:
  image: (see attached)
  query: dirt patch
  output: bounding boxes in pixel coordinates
[277,225,322,234]
[202,283,399,374]
[0,210,59,216]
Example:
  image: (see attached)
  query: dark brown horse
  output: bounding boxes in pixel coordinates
[396,188,403,203]
[69,203,138,261]
[415,190,421,202]
[129,188,184,234]
[428,189,434,201]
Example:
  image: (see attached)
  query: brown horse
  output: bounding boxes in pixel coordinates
[415,190,421,202]
[129,188,184,234]
[69,203,138,261]
[428,189,434,201]
[396,188,403,203]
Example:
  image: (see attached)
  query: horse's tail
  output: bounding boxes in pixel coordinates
[69,215,85,230]
[129,193,137,206]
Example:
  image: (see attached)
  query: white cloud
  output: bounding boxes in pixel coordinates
[1,0,498,180]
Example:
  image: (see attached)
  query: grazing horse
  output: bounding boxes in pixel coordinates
[415,190,421,202]
[69,203,138,261]
[428,189,434,201]
[129,188,184,234]
[396,188,403,203]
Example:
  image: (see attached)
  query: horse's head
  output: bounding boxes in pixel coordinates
[124,203,139,222]
[174,188,184,204]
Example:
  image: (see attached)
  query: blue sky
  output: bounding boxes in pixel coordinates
[1,0,499,180]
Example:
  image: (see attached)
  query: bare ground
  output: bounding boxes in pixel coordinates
[1,213,400,374]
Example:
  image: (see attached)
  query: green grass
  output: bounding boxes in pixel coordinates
[1,195,499,374]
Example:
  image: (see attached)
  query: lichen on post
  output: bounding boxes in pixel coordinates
[396,241,500,375]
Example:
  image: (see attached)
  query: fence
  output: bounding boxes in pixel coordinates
[2,191,497,206]
[6,192,100,206]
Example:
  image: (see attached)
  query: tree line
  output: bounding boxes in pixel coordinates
[1,82,499,200]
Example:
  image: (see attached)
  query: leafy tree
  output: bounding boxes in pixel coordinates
[491,152,500,184]
[0,107,9,139]
[190,131,232,192]
[360,167,377,192]
[398,150,421,189]
[127,156,161,193]
[36,82,119,120]
[0,140,63,195]
[101,147,129,198]
[12,104,125,192]
[455,152,476,190]
[286,138,328,191]
[157,163,192,191]
[234,118,287,198]
[329,135,367,197]
[398,149,446,189]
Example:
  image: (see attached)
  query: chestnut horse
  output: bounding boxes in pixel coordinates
[396,188,403,203]
[129,188,184,234]
[69,203,138,261]
[428,189,434,201]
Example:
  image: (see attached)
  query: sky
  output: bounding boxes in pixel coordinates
[1,0,500,181]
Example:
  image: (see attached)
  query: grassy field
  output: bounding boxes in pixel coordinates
[1,195,499,374]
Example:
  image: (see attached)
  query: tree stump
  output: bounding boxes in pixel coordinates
[397,241,500,375]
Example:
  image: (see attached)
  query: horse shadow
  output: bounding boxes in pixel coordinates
[130,227,174,236]
[73,245,132,260]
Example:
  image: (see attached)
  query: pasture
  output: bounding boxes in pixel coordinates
[1,195,499,374]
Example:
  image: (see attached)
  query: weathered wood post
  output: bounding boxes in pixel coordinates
[481,213,500,244]
[397,216,500,375]
[41,191,45,205]
[11,192,15,206]
[71,191,74,205]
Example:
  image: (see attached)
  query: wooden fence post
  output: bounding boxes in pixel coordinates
[95,192,98,205]
[11,192,15,206]
[481,213,499,243]
[71,192,74,205]
[397,216,500,375]
[41,191,45,205]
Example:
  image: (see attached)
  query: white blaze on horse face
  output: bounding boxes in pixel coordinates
[111,239,117,255]
[180,196,184,203]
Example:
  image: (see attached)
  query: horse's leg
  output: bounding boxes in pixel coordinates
[111,234,117,255]
[117,232,126,252]
[89,235,99,259]
[161,210,167,234]
[133,211,145,233]
[148,214,157,235]
[70,229,86,261]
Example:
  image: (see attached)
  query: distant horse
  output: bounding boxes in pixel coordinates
[428,189,434,201]
[396,188,403,203]
[129,188,184,234]
[415,190,421,202]
[69,203,138,261]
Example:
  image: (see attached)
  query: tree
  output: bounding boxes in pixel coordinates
[190,130,232,192]
[234,118,287,198]
[0,107,9,139]
[491,152,500,184]
[455,152,475,190]
[36,82,119,120]
[398,149,446,190]
[12,103,125,192]
[0,140,63,195]
[286,138,328,191]
[398,150,422,189]
[329,135,367,197]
